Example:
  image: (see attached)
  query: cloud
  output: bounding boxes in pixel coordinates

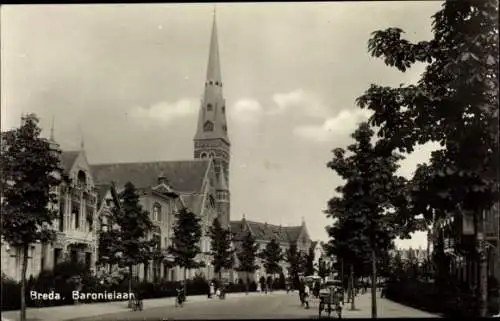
[293,108,372,142]
[129,99,198,124]
[270,89,330,117]
[229,99,263,125]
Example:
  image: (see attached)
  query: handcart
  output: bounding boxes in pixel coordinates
[318,281,343,319]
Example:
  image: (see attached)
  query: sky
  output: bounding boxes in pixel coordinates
[1,2,443,248]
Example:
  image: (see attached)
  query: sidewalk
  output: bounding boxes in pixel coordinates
[341,292,441,318]
[1,291,275,321]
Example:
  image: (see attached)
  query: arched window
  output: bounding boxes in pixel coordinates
[207,104,213,111]
[152,203,162,221]
[204,121,213,132]
[200,152,207,159]
[222,106,226,113]
[77,170,86,188]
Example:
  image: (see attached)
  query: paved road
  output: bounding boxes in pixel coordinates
[70,291,440,320]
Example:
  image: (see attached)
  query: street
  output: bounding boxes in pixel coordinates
[70,291,440,320]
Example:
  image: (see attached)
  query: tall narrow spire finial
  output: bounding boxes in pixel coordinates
[50,116,55,141]
[78,124,85,150]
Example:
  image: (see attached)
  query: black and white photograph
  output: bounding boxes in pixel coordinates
[1,1,498,320]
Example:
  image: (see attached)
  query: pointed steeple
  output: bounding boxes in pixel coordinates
[194,10,229,144]
[207,7,222,85]
[78,124,85,150]
[50,116,55,142]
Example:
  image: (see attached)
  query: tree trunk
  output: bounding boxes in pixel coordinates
[478,210,488,317]
[340,258,345,304]
[20,245,29,321]
[371,248,377,319]
[184,268,188,299]
[128,265,133,308]
[350,265,356,310]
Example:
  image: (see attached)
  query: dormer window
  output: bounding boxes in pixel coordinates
[204,121,214,132]
[207,104,213,111]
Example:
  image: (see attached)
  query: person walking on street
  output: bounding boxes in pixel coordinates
[304,282,311,309]
[298,280,306,306]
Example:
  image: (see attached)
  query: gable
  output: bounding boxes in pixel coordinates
[60,151,80,174]
[90,159,211,193]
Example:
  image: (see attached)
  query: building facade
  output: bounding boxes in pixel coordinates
[1,13,227,283]
[230,217,311,283]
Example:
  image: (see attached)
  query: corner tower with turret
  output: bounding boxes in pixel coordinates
[194,10,231,228]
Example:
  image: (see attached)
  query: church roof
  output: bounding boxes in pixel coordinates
[231,219,304,244]
[181,194,205,216]
[60,150,80,173]
[95,183,112,209]
[90,159,210,194]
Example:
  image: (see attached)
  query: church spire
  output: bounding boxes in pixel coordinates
[194,9,229,144]
[207,6,221,84]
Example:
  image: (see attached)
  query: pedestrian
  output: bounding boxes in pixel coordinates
[304,282,311,309]
[298,281,305,306]
[208,281,214,298]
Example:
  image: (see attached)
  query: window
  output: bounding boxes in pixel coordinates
[200,152,207,159]
[164,237,168,248]
[72,201,80,229]
[54,248,62,265]
[153,204,161,221]
[215,81,219,86]
[77,170,86,188]
[105,198,112,206]
[222,106,226,113]
[86,209,93,232]
[204,121,214,132]
[59,199,65,232]
[222,125,227,132]
[207,104,213,111]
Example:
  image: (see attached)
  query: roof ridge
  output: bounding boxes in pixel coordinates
[90,159,210,166]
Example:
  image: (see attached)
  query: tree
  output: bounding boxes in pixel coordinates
[235,231,260,293]
[305,246,315,276]
[317,257,331,281]
[325,123,407,317]
[169,207,203,295]
[356,1,498,316]
[105,182,153,305]
[285,244,305,288]
[0,114,63,321]
[259,238,283,276]
[208,217,235,280]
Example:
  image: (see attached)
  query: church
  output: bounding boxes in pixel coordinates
[1,12,313,283]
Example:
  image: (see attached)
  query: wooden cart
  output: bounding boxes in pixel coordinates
[318,285,343,319]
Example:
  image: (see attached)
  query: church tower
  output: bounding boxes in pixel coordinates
[194,10,231,228]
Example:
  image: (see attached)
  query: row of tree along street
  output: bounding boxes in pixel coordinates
[323,0,498,318]
[0,115,328,321]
